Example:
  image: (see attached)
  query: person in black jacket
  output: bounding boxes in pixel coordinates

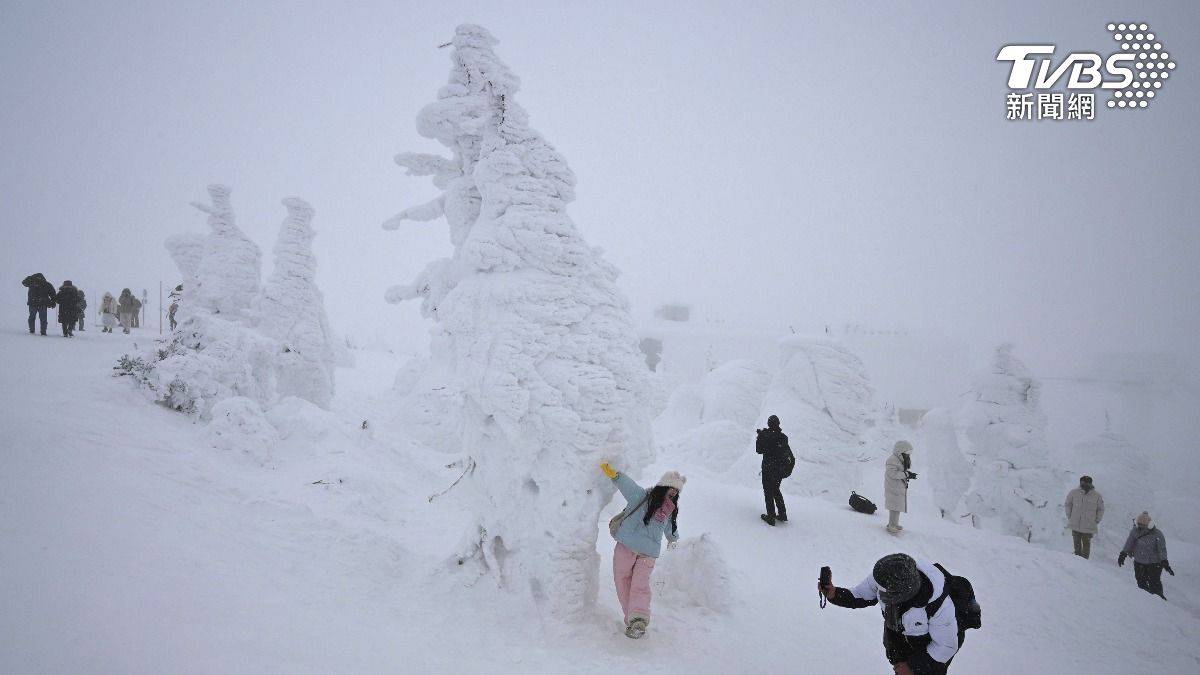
[820,554,966,674]
[756,414,793,526]
[55,280,81,337]
[22,273,56,335]
[75,289,87,331]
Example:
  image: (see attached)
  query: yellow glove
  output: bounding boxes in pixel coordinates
[601,462,617,479]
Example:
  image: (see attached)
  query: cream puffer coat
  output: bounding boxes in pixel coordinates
[884,441,913,513]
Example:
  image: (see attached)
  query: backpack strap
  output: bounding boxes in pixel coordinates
[924,563,953,618]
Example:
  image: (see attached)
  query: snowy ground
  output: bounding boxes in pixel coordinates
[2,328,1198,673]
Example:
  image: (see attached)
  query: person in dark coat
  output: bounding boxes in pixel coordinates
[55,280,81,337]
[756,414,793,526]
[22,273,56,335]
[75,289,87,331]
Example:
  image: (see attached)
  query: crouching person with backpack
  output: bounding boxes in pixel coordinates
[601,462,685,639]
[819,553,980,674]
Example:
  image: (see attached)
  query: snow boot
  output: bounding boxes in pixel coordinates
[886,525,901,534]
[625,617,648,639]
[761,514,776,526]
[776,514,788,523]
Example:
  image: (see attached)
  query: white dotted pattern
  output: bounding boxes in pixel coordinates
[1109,22,1174,110]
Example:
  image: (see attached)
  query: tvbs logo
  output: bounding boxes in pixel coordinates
[997,22,1175,119]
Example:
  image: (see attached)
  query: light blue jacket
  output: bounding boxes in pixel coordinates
[612,473,679,558]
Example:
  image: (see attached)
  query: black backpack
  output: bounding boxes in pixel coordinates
[848,491,877,514]
[926,563,982,631]
[780,444,796,478]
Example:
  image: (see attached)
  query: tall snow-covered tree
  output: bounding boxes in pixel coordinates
[257,198,336,408]
[191,184,261,319]
[957,343,1066,544]
[384,24,653,622]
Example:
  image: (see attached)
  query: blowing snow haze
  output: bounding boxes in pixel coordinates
[3,2,1200,673]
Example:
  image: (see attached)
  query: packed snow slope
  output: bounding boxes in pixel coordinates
[2,328,1198,674]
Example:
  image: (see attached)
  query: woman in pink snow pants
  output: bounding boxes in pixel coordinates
[601,462,685,639]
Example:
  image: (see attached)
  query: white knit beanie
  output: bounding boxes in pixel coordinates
[1136,511,1152,527]
[894,440,913,454]
[657,471,687,492]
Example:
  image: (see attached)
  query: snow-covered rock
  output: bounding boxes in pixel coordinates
[383,24,653,623]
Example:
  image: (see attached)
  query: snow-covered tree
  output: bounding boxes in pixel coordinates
[918,407,972,518]
[257,198,336,409]
[957,344,1066,544]
[757,336,876,498]
[384,24,653,622]
[118,185,278,417]
[165,231,205,290]
[191,184,261,319]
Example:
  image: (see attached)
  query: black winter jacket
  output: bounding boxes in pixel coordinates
[756,428,792,477]
[23,274,56,308]
[55,284,81,322]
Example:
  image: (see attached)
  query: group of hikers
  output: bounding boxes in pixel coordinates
[1064,475,1175,599]
[601,413,1178,673]
[23,273,142,337]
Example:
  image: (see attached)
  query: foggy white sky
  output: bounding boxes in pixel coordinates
[2,0,1197,375]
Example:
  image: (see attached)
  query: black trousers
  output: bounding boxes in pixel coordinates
[762,472,786,518]
[28,306,47,333]
[1134,562,1166,599]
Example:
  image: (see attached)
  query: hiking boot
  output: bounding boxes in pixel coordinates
[761,514,776,526]
[625,617,648,639]
[776,514,788,523]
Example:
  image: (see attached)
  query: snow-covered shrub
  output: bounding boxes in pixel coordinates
[653,534,733,613]
[383,24,653,622]
[919,407,972,519]
[208,396,277,464]
[257,198,336,409]
[957,344,1067,544]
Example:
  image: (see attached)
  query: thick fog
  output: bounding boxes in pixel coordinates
[2,0,1197,377]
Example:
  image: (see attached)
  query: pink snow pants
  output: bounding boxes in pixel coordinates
[613,542,656,624]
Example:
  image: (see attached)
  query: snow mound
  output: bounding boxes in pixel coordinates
[653,533,734,613]
[266,396,343,442]
[208,396,277,464]
[660,420,749,474]
[699,359,771,428]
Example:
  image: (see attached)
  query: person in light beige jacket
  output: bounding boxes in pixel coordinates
[1064,475,1104,559]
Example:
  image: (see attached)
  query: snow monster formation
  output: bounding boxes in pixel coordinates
[257,198,336,409]
[957,343,1066,544]
[384,25,653,621]
[120,187,335,418]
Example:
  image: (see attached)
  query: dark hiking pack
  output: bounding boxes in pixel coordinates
[849,491,877,514]
[925,563,982,631]
[780,444,796,478]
